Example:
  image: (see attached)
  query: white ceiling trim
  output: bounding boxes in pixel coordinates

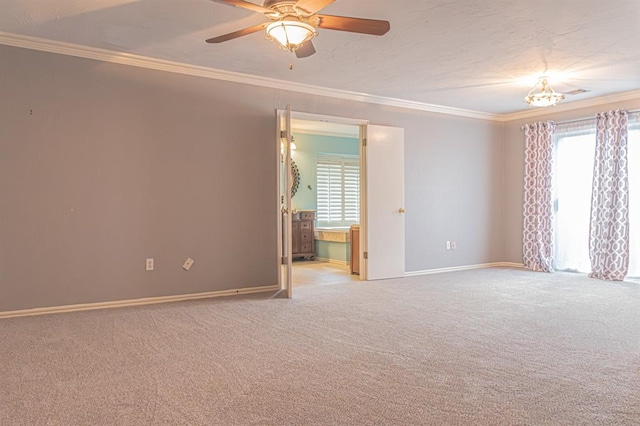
[0,31,637,123]
[498,90,640,122]
[0,31,499,121]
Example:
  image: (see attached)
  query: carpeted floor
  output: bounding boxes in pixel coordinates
[1,268,639,425]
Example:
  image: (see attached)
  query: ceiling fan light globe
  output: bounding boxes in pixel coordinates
[266,21,316,51]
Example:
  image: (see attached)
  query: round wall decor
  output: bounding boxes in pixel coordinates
[291,160,301,198]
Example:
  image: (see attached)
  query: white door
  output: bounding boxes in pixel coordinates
[364,125,405,280]
[277,106,293,297]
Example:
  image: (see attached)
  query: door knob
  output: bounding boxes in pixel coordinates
[399,208,405,214]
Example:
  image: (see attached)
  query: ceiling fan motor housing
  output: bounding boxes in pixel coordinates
[206,0,391,58]
[263,0,315,19]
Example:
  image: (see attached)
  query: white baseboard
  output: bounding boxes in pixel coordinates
[405,262,525,277]
[0,263,527,318]
[314,257,350,266]
[0,284,280,319]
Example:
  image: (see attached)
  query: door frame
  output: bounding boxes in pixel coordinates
[276,106,293,297]
[276,110,388,285]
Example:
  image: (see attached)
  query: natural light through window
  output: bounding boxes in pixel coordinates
[554,121,639,278]
[316,155,360,228]
[554,133,595,272]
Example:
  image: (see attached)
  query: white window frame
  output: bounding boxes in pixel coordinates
[316,155,360,228]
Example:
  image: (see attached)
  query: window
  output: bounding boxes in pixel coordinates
[553,113,640,278]
[316,155,360,227]
[554,130,595,272]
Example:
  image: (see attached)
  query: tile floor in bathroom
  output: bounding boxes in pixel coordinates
[292,260,361,287]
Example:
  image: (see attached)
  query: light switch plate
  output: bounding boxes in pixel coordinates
[146,258,154,271]
[183,258,194,271]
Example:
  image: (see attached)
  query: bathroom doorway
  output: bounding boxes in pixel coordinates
[289,118,362,287]
[277,109,406,296]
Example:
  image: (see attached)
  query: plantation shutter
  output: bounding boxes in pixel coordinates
[317,156,360,226]
[343,160,360,222]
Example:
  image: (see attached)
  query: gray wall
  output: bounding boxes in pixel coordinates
[502,97,640,263]
[1,45,504,311]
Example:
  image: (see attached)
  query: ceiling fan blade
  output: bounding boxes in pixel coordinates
[317,15,390,36]
[295,40,316,58]
[211,0,273,15]
[206,23,266,43]
[294,0,335,14]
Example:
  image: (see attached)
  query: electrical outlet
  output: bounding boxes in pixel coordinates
[450,241,457,250]
[446,241,451,250]
[183,257,194,271]
[146,258,154,271]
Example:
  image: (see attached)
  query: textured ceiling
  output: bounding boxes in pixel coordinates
[1,0,639,114]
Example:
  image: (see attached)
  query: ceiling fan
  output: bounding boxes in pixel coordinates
[206,0,391,58]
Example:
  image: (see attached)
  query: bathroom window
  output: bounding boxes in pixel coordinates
[316,155,360,227]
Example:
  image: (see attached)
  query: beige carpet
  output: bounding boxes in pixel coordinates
[1,268,638,425]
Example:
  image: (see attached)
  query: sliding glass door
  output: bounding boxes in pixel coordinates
[554,132,595,273]
[553,119,639,278]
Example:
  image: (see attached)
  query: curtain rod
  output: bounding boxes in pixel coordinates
[521,108,640,130]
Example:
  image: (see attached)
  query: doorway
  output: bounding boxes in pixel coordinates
[289,118,362,287]
[277,109,406,296]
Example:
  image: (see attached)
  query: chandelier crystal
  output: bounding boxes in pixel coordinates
[266,20,316,52]
[524,76,565,107]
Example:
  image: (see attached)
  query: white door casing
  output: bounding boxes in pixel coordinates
[277,106,293,297]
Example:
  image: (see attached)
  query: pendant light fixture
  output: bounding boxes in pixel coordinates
[524,76,565,107]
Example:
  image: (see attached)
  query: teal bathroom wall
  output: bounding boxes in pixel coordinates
[291,133,359,212]
[316,240,351,263]
[291,133,358,263]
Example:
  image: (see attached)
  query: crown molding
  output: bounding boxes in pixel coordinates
[0,31,500,121]
[498,90,640,122]
[1,31,637,123]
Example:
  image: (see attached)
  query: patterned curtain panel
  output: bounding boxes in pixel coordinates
[589,110,630,281]
[523,121,556,272]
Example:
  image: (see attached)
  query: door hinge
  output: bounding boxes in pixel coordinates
[280,130,287,138]
[281,256,288,265]
[363,251,368,260]
[362,137,367,146]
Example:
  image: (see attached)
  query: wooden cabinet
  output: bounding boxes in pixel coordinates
[292,210,316,260]
[350,225,360,274]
